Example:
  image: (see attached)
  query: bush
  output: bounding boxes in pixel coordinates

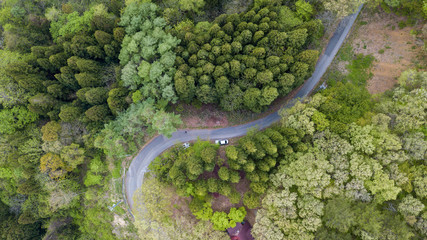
[218,167,230,181]
[398,21,407,29]
[243,191,260,209]
[229,190,241,204]
[218,181,232,196]
[229,170,241,183]
[207,178,219,193]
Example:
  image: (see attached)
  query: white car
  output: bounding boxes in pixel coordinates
[183,142,190,149]
[215,139,229,145]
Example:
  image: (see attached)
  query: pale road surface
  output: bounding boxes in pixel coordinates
[125,6,363,210]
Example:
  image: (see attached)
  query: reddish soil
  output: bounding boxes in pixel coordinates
[196,145,254,223]
[210,177,250,212]
[351,9,425,94]
[172,103,229,129]
[245,209,257,227]
[170,187,193,220]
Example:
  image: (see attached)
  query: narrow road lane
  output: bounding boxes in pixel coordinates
[125,6,363,210]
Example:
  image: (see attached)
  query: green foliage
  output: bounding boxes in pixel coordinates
[96,100,181,157]
[107,87,129,115]
[75,59,100,73]
[28,94,57,117]
[210,212,230,231]
[228,207,246,223]
[41,121,61,142]
[133,173,228,239]
[85,87,108,105]
[323,197,356,233]
[249,69,427,239]
[398,195,425,217]
[94,30,113,46]
[84,155,107,187]
[119,2,180,104]
[85,105,110,122]
[75,72,103,88]
[0,106,38,134]
[173,3,321,111]
[0,0,425,239]
[295,0,314,21]
[345,54,375,86]
[179,0,205,13]
[39,152,69,179]
[365,171,401,204]
[0,2,126,240]
[321,0,355,16]
[60,143,85,170]
[218,167,230,181]
[58,106,81,122]
[50,10,93,41]
[193,201,213,220]
[319,82,372,133]
[322,0,426,19]
[0,201,42,240]
[243,191,260,209]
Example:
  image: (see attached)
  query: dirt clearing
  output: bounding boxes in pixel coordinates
[171,103,229,129]
[351,9,425,94]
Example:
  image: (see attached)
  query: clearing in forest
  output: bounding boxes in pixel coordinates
[349,8,425,94]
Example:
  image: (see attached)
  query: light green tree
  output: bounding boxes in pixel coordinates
[323,197,356,233]
[398,195,425,217]
[210,211,231,231]
[365,170,401,204]
[179,0,205,13]
[295,0,313,20]
[321,0,366,18]
[0,106,38,134]
[228,207,247,224]
[280,149,333,198]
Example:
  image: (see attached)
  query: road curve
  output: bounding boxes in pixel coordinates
[125,6,363,210]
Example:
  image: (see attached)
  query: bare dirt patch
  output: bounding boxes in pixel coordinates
[172,103,229,129]
[113,215,127,227]
[223,0,253,15]
[210,176,250,211]
[170,192,192,220]
[351,9,424,94]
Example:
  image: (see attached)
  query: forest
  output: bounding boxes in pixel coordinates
[0,0,425,239]
[136,68,427,239]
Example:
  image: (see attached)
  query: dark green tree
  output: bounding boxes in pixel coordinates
[85,87,108,105]
[85,105,110,122]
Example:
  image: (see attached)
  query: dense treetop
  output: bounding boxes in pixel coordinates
[172,1,323,112]
[0,0,425,239]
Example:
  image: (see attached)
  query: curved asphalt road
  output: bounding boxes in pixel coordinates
[125,6,363,210]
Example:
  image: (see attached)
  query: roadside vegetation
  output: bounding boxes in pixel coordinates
[136,52,427,239]
[0,0,425,239]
